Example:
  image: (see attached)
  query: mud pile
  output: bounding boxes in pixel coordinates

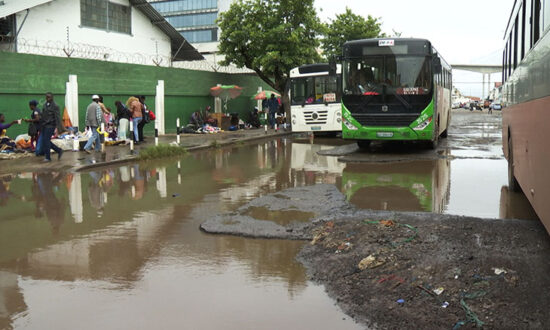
[201,184,550,329]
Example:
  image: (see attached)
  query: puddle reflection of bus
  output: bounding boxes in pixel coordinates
[341,159,450,213]
[290,142,345,185]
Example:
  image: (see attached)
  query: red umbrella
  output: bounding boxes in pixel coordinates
[252,90,281,100]
[210,85,243,99]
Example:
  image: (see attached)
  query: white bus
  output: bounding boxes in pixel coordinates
[289,64,342,133]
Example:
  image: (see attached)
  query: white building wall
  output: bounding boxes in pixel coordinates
[15,0,172,64]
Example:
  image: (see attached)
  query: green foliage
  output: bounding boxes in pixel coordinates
[138,145,187,161]
[321,8,385,59]
[217,0,321,93]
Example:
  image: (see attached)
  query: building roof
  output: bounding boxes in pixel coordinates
[0,0,53,19]
[129,0,203,61]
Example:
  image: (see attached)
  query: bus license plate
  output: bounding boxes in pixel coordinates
[311,126,322,131]
[377,132,394,138]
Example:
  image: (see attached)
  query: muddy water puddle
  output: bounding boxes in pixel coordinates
[0,137,537,329]
[244,207,316,225]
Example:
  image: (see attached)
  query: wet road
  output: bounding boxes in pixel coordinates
[0,110,537,329]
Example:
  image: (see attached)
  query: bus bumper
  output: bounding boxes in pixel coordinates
[342,125,434,141]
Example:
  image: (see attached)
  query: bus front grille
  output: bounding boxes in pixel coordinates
[351,113,420,127]
[304,110,328,125]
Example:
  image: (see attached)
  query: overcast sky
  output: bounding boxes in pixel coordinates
[315,0,516,97]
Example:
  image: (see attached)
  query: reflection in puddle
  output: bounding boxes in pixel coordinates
[342,159,451,213]
[0,140,361,330]
[244,206,316,224]
[0,137,539,329]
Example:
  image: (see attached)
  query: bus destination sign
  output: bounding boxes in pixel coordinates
[379,40,395,47]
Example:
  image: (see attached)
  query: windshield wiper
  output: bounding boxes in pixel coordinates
[379,83,412,110]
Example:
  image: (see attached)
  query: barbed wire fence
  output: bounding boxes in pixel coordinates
[0,37,254,74]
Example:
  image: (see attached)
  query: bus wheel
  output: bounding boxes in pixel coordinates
[441,128,448,138]
[427,134,439,150]
[357,140,371,149]
[508,137,521,192]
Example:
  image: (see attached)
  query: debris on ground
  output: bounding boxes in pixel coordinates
[298,213,550,329]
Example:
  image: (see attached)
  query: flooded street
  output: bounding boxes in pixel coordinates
[0,111,538,329]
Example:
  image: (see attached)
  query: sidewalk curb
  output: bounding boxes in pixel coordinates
[74,130,295,172]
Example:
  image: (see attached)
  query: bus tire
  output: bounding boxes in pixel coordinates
[508,136,521,192]
[441,128,448,138]
[426,126,439,149]
[357,140,371,149]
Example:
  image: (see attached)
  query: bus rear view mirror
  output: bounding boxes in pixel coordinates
[433,57,442,74]
[329,60,337,76]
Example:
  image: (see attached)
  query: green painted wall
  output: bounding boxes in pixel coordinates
[0,52,270,136]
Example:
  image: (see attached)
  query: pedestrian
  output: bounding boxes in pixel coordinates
[137,95,149,142]
[83,95,105,153]
[24,100,41,151]
[127,96,143,143]
[38,92,63,161]
[266,93,279,129]
[98,95,112,124]
[115,101,131,141]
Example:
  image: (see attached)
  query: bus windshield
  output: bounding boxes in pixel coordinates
[343,56,432,96]
[291,75,341,105]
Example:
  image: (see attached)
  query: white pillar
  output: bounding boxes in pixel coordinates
[69,75,79,129]
[488,74,492,99]
[481,73,485,100]
[65,82,71,125]
[155,80,165,135]
[256,87,263,112]
[129,120,134,152]
[176,118,180,144]
[215,84,222,114]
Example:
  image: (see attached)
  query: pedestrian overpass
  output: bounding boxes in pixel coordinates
[451,64,502,99]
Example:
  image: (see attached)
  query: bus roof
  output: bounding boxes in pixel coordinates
[343,38,432,56]
[290,63,342,78]
[342,38,451,70]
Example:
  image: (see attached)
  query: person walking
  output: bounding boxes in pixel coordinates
[266,93,279,129]
[115,101,131,141]
[24,100,41,151]
[128,96,143,143]
[39,92,63,162]
[83,95,105,153]
[137,95,149,142]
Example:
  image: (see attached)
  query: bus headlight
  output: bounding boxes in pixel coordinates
[343,118,358,130]
[292,120,297,125]
[413,117,432,131]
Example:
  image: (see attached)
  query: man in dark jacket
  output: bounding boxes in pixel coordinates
[39,92,63,162]
[266,94,279,129]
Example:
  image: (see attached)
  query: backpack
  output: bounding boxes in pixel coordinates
[143,109,151,123]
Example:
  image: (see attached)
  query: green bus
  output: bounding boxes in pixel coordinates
[340,38,452,148]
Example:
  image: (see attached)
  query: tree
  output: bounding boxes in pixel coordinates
[321,8,385,59]
[217,0,321,114]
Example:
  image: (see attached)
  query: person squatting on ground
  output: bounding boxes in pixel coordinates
[39,92,63,161]
[127,96,142,143]
[83,95,105,153]
[0,113,22,151]
[266,93,279,129]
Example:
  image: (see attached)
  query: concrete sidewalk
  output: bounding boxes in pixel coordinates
[0,128,294,175]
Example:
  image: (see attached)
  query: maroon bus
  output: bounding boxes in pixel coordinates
[502,0,550,233]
